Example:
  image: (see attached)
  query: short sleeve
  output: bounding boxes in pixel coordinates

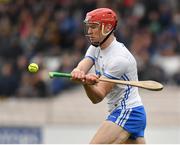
[85,45,97,63]
[103,57,129,79]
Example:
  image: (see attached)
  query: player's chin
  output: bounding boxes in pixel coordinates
[89,37,97,42]
[90,40,99,46]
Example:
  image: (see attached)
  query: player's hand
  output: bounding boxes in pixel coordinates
[71,68,86,83]
[84,73,99,85]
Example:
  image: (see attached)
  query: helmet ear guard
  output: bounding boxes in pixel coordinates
[101,23,113,36]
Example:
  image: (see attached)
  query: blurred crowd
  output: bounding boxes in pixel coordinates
[0,0,179,97]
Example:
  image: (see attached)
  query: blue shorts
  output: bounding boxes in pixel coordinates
[106,106,146,139]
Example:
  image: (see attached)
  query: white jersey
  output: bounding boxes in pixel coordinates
[85,38,143,112]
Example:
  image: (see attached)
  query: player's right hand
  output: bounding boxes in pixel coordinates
[71,68,86,83]
[84,73,99,85]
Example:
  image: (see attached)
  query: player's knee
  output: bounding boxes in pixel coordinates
[135,137,146,144]
[89,140,106,144]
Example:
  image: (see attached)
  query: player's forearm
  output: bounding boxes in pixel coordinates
[83,84,105,104]
[75,58,93,74]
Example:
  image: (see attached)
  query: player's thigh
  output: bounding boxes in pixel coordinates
[90,120,130,144]
[124,137,146,144]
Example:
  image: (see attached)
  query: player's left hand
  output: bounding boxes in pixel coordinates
[84,73,99,85]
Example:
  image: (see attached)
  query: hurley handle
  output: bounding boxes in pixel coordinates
[49,72,71,78]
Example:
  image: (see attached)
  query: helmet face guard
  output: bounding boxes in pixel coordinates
[83,21,101,46]
[83,21,100,36]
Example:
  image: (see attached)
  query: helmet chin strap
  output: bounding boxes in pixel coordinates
[91,29,114,47]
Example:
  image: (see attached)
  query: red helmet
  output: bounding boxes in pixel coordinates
[84,8,118,33]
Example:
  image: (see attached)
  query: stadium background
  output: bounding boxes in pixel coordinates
[0,0,179,143]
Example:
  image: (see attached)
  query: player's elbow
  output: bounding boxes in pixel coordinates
[91,91,106,104]
[91,100,101,104]
[91,97,103,104]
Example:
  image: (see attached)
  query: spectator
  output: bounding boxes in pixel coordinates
[0,0,180,97]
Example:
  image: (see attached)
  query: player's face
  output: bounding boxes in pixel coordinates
[84,22,103,46]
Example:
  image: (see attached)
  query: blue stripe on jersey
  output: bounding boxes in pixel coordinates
[104,72,126,109]
[122,75,131,109]
[124,74,132,100]
[123,74,132,101]
[95,70,101,76]
[84,56,95,64]
[102,72,132,109]
[103,72,119,80]
[121,75,127,108]
[121,74,131,109]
